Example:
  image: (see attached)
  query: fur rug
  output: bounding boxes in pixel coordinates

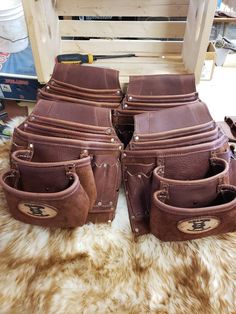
[0,119,236,314]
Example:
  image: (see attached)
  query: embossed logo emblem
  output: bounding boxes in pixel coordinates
[177,216,220,234]
[18,202,57,218]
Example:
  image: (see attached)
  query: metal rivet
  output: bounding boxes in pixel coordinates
[24,123,28,128]
[119,145,122,150]
[46,85,50,90]
[111,138,115,143]
[128,96,133,101]
[131,216,135,220]
[107,220,112,223]
[137,174,142,179]
[106,128,112,135]
[103,163,107,168]
[123,153,127,157]
[29,116,35,121]
[124,104,128,108]
[109,201,113,206]
[134,136,139,141]
[116,90,121,95]
[134,228,139,233]
[98,201,102,206]
[125,191,129,195]
[29,144,34,149]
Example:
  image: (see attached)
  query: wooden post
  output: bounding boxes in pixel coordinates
[22,0,60,83]
[182,0,217,83]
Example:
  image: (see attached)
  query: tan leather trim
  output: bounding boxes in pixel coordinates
[177,216,220,234]
[18,202,58,219]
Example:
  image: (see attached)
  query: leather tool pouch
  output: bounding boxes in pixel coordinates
[123,99,231,239]
[2,92,123,227]
[11,121,122,225]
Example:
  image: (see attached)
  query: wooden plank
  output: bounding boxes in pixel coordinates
[60,20,186,38]
[56,0,189,17]
[182,0,217,83]
[22,0,60,83]
[61,40,183,55]
[214,17,236,23]
[89,61,186,75]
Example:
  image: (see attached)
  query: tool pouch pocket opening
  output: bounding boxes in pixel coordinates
[0,170,90,228]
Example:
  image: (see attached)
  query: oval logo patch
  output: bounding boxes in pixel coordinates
[177,216,220,234]
[18,202,58,219]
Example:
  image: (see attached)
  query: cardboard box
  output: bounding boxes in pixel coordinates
[0,46,41,101]
[201,42,216,81]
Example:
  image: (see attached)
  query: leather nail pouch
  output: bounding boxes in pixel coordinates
[127,73,197,98]
[122,99,196,111]
[0,170,90,228]
[51,63,122,91]
[129,127,219,150]
[49,78,122,96]
[133,101,214,140]
[32,99,114,128]
[37,89,120,109]
[150,184,236,241]
[124,92,198,104]
[23,121,119,144]
[45,84,121,103]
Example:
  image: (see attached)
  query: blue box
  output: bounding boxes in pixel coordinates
[0,46,41,101]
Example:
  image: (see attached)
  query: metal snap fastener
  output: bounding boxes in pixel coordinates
[46,85,50,90]
[128,96,133,101]
[98,202,102,206]
[124,104,128,108]
[111,138,115,143]
[134,136,139,141]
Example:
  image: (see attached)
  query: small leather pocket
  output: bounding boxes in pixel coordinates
[124,163,155,218]
[92,155,121,210]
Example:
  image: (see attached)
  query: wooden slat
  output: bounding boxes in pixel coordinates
[56,0,189,17]
[182,0,217,83]
[83,57,187,87]
[60,20,186,38]
[61,40,183,55]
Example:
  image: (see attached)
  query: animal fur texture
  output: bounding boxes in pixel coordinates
[0,118,236,314]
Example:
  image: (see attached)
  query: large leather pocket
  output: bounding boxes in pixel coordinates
[152,158,229,208]
[1,171,90,228]
[150,184,236,241]
[11,150,97,210]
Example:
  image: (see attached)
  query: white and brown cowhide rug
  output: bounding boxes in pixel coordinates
[0,118,236,314]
